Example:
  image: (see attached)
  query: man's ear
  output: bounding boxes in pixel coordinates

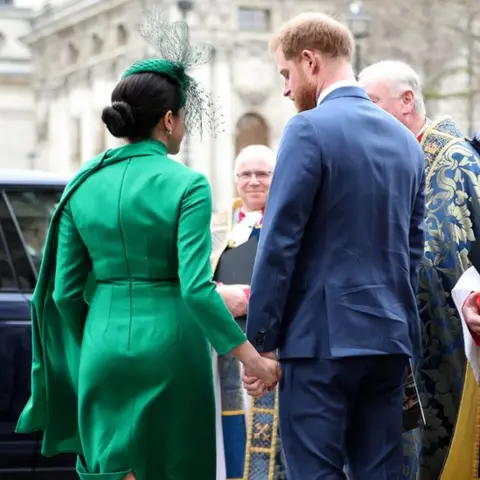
[301,49,318,72]
[402,90,416,113]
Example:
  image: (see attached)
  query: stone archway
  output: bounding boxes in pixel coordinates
[235,112,269,155]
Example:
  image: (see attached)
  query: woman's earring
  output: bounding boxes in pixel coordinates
[167,128,172,136]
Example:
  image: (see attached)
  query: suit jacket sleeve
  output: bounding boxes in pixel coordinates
[52,202,90,344]
[409,166,426,294]
[177,173,246,355]
[246,114,322,352]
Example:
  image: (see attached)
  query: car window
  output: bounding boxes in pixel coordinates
[4,189,63,291]
[0,195,19,292]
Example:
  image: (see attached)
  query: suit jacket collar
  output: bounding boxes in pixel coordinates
[320,85,370,104]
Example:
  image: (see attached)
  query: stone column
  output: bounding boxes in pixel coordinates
[47,80,72,173]
[211,42,235,211]
[182,61,211,177]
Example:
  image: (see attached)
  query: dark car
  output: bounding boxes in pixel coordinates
[0,170,77,478]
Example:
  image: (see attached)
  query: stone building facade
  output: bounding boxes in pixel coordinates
[22,0,305,209]
[0,1,35,169]
[11,0,480,206]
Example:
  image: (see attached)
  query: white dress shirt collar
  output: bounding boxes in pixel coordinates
[317,80,359,105]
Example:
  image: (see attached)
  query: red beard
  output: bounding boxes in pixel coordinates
[293,78,318,112]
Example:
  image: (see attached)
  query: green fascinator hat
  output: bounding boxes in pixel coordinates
[122,8,223,138]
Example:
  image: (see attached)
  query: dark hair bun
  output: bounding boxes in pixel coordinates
[101,101,135,138]
[101,72,183,141]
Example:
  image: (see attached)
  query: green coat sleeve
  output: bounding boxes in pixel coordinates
[177,174,247,355]
[52,202,90,356]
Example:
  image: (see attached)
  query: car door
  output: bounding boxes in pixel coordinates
[0,188,39,475]
[0,186,76,478]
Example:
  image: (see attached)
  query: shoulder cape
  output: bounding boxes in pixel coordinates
[418,117,480,477]
[15,140,167,456]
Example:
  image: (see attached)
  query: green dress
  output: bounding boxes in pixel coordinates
[15,139,247,479]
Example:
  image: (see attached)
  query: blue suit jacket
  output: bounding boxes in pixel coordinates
[246,86,425,360]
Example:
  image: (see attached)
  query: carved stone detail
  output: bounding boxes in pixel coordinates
[232,40,273,107]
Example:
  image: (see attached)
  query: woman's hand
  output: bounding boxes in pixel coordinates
[243,372,266,398]
[244,355,281,395]
[231,343,281,397]
[242,352,280,397]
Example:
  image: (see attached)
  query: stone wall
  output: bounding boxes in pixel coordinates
[0,6,35,169]
[16,0,480,206]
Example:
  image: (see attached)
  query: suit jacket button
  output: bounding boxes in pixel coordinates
[255,334,265,345]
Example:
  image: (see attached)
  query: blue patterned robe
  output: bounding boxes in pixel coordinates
[402,117,480,479]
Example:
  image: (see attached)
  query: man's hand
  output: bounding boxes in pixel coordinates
[216,284,249,317]
[463,292,480,334]
[242,351,280,398]
[261,352,277,362]
[260,352,280,392]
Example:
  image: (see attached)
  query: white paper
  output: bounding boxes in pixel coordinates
[451,266,480,383]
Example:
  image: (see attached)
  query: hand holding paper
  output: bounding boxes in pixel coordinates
[463,291,480,338]
[451,266,480,383]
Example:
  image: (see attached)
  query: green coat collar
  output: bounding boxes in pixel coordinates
[106,139,168,163]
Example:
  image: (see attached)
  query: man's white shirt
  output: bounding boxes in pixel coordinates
[317,80,359,105]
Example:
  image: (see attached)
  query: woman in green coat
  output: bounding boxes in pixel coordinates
[15,15,280,480]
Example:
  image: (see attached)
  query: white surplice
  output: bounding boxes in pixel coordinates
[214,210,262,479]
[212,350,226,479]
[213,350,251,480]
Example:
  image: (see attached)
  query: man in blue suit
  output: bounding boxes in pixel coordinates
[244,12,425,480]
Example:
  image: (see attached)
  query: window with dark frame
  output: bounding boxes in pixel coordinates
[0,195,18,293]
[238,7,271,32]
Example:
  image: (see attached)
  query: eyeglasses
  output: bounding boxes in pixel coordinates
[236,170,272,181]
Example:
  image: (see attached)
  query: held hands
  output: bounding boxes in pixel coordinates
[243,352,281,398]
[463,292,480,334]
[231,343,280,398]
[216,284,249,317]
